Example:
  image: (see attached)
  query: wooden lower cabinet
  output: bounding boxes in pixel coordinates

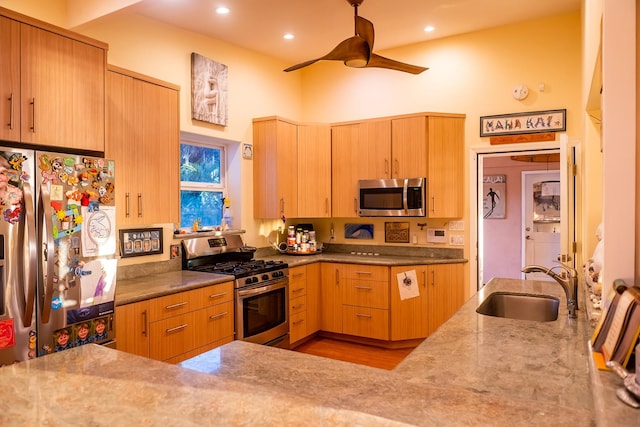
[288,264,321,344]
[115,281,234,363]
[320,263,390,340]
[114,299,150,358]
[390,263,465,340]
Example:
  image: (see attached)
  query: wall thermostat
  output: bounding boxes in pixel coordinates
[427,228,447,243]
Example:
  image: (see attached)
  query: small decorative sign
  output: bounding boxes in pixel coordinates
[170,244,182,259]
[483,175,506,219]
[480,109,566,137]
[120,228,163,258]
[385,222,410,243]
[242,144,253,160]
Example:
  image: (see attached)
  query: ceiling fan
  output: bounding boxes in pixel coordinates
[284,0,428,74]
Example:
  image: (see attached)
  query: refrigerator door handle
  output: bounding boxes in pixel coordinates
[21,182,37,327]
[38,184,55,324]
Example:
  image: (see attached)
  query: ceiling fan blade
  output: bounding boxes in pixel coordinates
[355,15,374,54]
[366,53,428,74]
[284,36,370,72]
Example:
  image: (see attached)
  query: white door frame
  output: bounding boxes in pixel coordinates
[468,137,564,296]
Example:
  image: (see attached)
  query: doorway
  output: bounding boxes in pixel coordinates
[522,171,561,281]
[470,136,574,293]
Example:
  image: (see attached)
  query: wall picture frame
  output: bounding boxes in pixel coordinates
[385,222,410,243]
[483,175,506,219]
[120,228,163,258]
[480,109,566,137]
[242,143,253,159]
[191,52,229,126]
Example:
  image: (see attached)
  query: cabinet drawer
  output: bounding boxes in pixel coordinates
[289,266,307,296]
[199,282,234,307]
[289,312,307,343]
[195,301,234,348]
[342,306,389,340]
[149,312,196,361]
[343,279,389,309]
[149,289,200,321]
[343,264,389,281]
[289,295,307,316]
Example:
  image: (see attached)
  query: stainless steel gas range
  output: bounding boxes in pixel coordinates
[182,235,289,348]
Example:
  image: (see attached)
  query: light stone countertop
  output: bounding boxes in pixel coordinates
[3,277,636,426]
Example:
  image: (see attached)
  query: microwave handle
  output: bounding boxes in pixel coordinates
[402,178,409,213]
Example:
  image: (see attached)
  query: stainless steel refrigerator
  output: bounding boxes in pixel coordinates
[0,147,117,364]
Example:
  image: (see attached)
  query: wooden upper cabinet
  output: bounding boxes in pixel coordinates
[331,120,391,217]
[106,67,180,227]
[297,124,331,217]
[391,116,428,179]
[253,117,298,219]
[427,116,465,218]
[0,17,20,142]
[0,12,107,151]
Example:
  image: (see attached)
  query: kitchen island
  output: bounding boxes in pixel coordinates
[0,278,636,426]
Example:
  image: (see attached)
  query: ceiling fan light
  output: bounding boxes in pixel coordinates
[345,58,368,68]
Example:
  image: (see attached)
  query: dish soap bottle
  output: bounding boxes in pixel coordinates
[222,197,232,230]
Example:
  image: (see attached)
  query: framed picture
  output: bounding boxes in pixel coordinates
[242,143,253,159]
[191,52,229,126]
[120,228,163,258]
[385,222,410,243]
[483,175,506,219]
[480,109,566,137]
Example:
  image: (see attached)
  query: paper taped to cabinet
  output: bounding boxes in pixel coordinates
[397,270,420,300]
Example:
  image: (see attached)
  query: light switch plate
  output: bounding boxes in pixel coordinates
[450,234,464,246]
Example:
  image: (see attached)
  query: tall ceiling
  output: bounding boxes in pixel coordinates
[110,0,580,65]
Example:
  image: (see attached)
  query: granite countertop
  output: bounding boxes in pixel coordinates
[2,277,637,426]
[115,270,234,305]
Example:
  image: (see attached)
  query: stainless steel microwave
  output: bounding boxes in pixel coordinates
[358,178,427,217]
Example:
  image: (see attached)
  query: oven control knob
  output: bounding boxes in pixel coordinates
[244,278,252,285]
[262,274,269,280]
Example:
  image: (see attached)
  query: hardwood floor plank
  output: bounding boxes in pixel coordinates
[293,337,418,370]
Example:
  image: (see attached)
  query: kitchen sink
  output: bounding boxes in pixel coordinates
[476,292,560,322]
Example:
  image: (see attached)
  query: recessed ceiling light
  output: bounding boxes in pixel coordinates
[216,6,230,15]
[283,33,295,40]
[424,26,435,32]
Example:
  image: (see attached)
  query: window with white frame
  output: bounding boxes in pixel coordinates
[179,139,226,229]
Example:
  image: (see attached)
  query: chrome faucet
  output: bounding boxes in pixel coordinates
[521,264,579,318]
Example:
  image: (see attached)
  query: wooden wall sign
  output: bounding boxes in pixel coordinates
[490,132,556,145]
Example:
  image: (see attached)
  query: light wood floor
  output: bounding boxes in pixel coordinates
[293,336,419,370]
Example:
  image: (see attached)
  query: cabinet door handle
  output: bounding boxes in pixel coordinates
[165,324,188,334]
[422,270,426,288]
[165,301,187,310]
[292,287,305,293]
[353,197,358,214]
[209,312,228,320]
[141,310,148,336]
[280,198,285,214]
[394,159,399,176]
[137,193,143,217]
[7,93,14,130]
[293,319,304,325]
[125,192,131,218]
[356,313,372,318]
[29,98,36,133]
[208,292,227,300]
[431,270,435,286]
[292,304,304,309]
[384,159,389,175]
[292,273,305,278]
[354,271,372,275]
[336,269,340,284]
[431,196,435,213]
[355,286,372,290]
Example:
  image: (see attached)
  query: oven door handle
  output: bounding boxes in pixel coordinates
[237,281,287,298]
